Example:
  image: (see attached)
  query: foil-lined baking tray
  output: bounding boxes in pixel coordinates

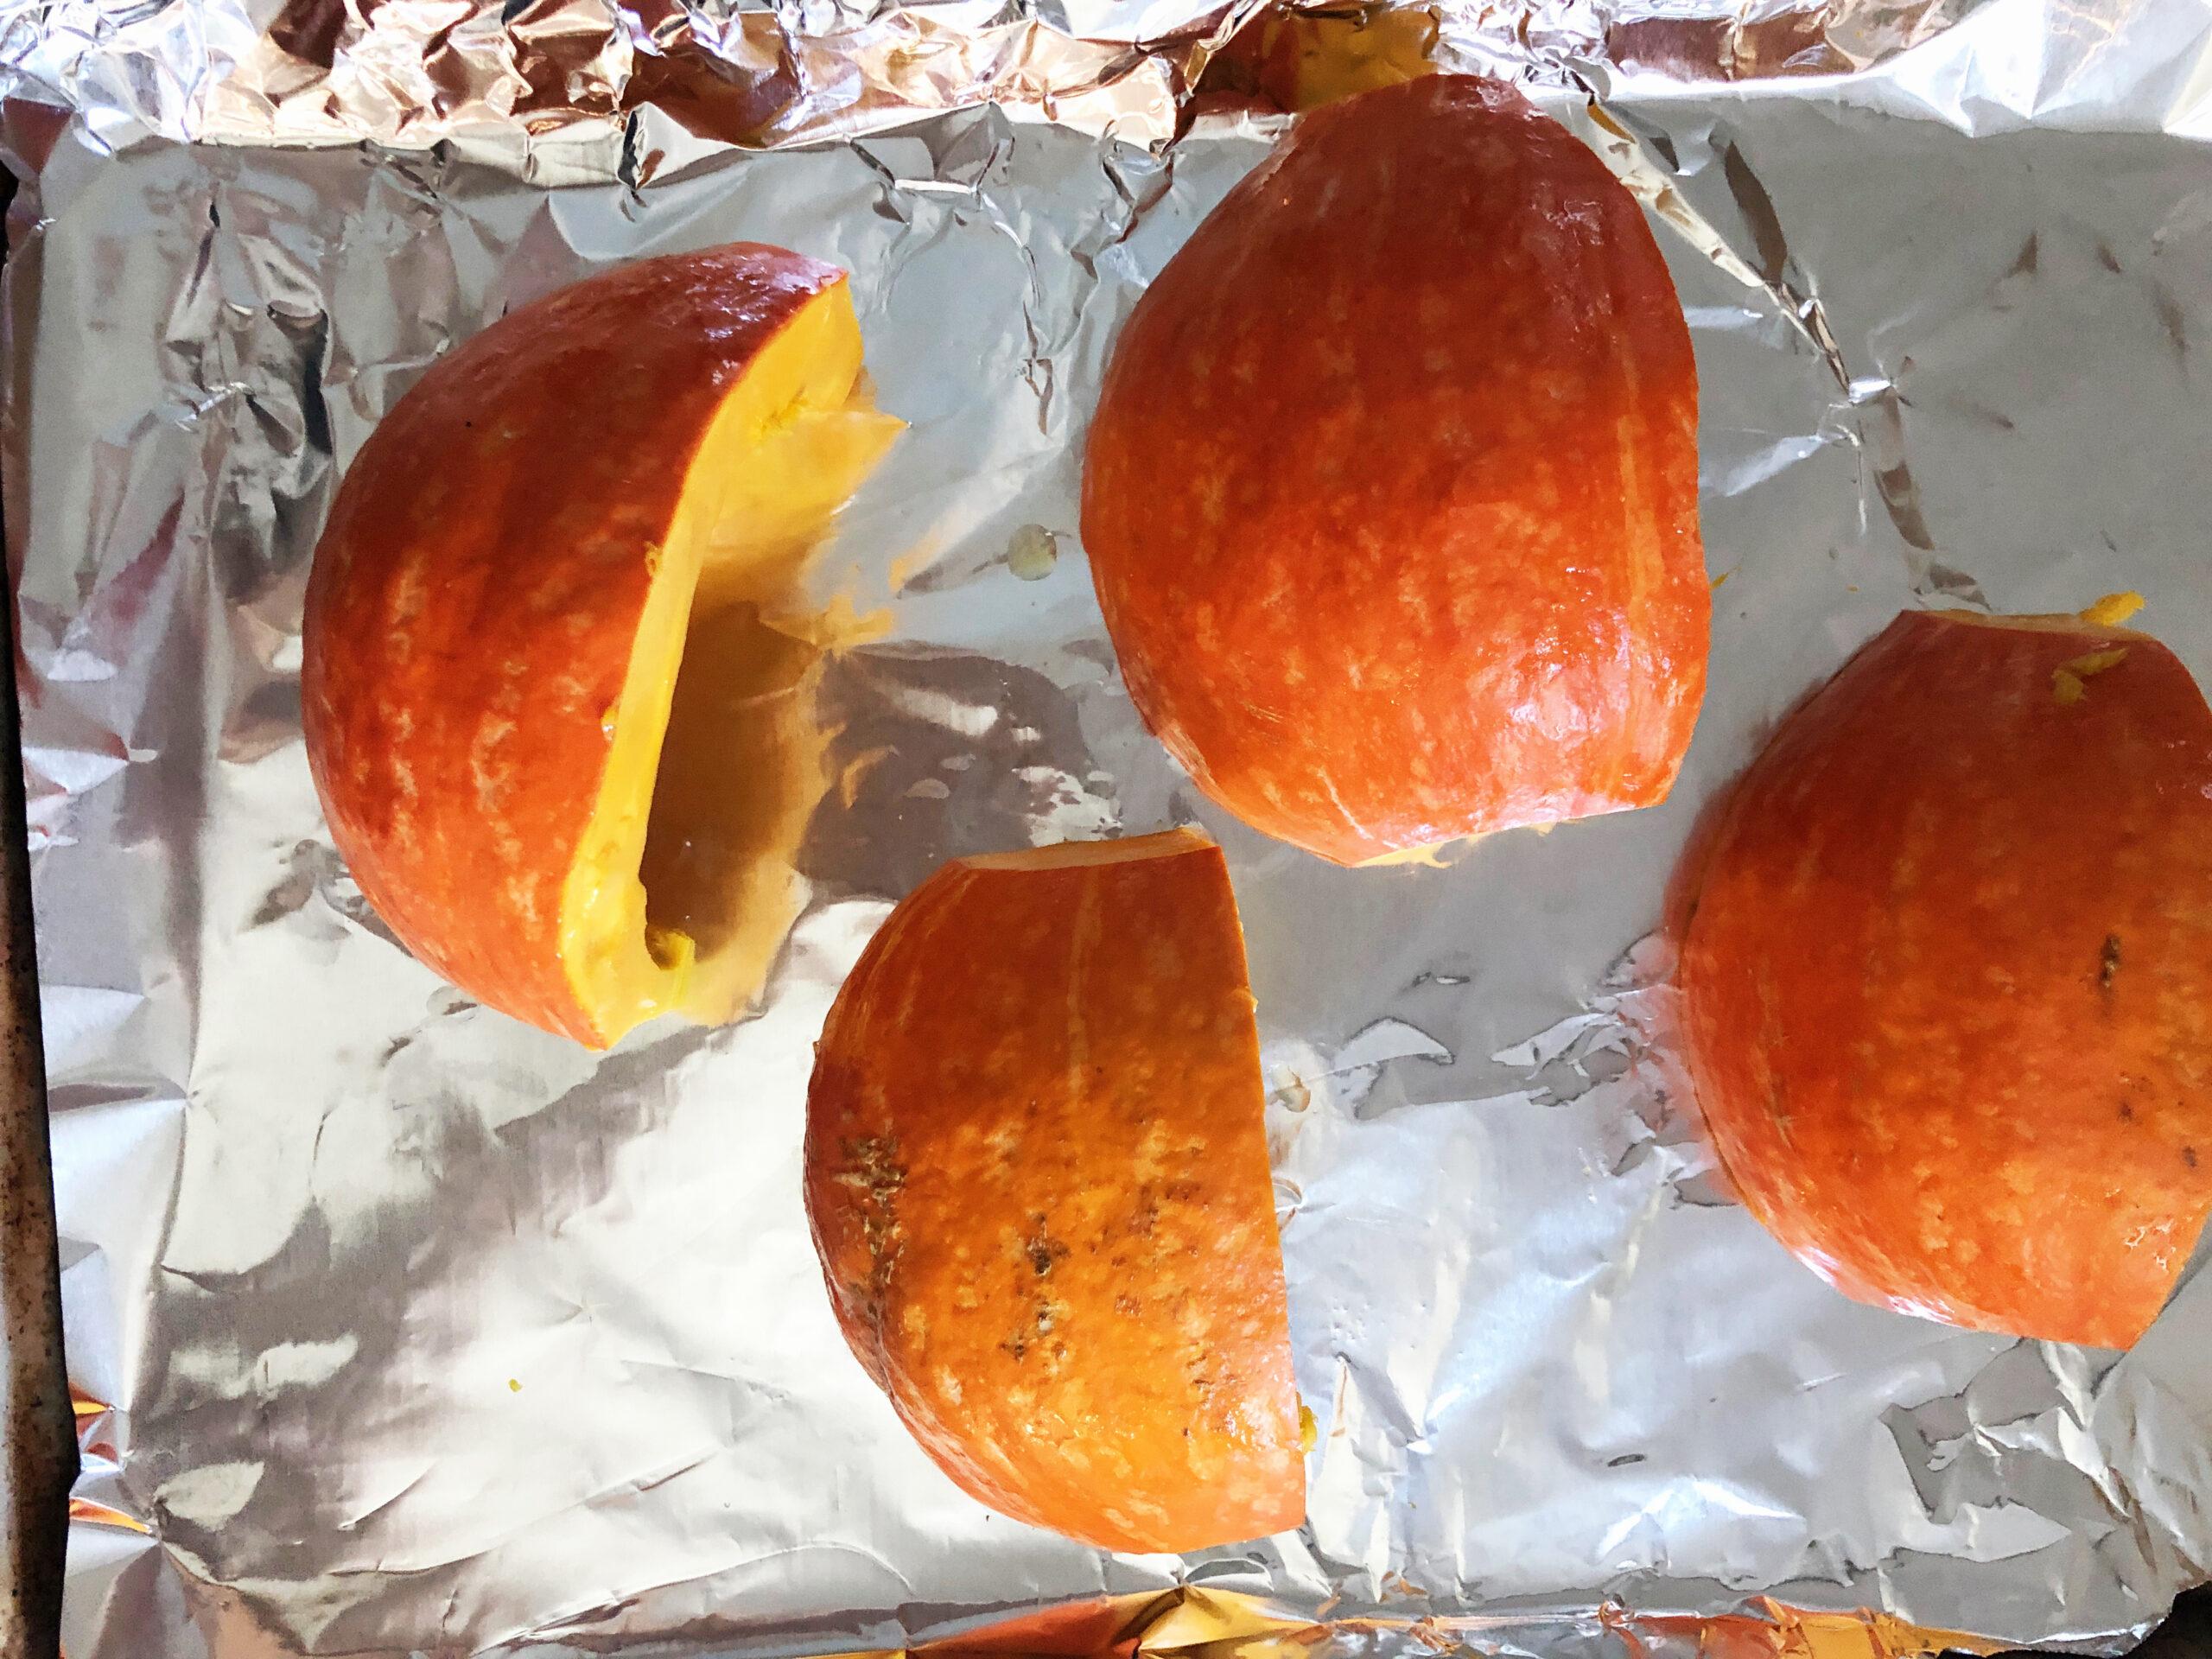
[11,0,2212,1653]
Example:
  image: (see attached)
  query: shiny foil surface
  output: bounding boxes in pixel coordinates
[10,0,2212,1653]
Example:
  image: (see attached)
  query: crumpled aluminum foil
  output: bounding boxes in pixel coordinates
[13,0,2212,1653]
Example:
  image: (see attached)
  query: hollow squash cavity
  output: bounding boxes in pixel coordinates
[559,280,901,1048]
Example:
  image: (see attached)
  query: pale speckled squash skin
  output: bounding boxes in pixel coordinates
[1679,610,2212,1349]
[804,833,1304,1553]
[302,245,842,1044]
[1082,74,1707,867]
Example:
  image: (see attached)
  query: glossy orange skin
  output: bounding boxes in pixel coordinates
[804,834,1303,1552]
[1081,74,1706,866]
[302,246,842,1042]
[1679,611,2212,1348]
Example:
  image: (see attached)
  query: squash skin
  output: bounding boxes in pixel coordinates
[804,830,1304,1551]
[1679,608,2212,1348]
[1082,73,1706,866]
[302,246,849,1045]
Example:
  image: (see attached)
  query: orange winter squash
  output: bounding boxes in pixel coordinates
[804,829,1304,1550]
[303,245,899,1046]
[1679,602,2212,1347]
[1082,73,1706,866]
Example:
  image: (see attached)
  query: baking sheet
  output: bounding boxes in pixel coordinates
[12,0,2212,1654]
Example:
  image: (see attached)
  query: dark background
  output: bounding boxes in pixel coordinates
[2081,1592,2212,1659]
